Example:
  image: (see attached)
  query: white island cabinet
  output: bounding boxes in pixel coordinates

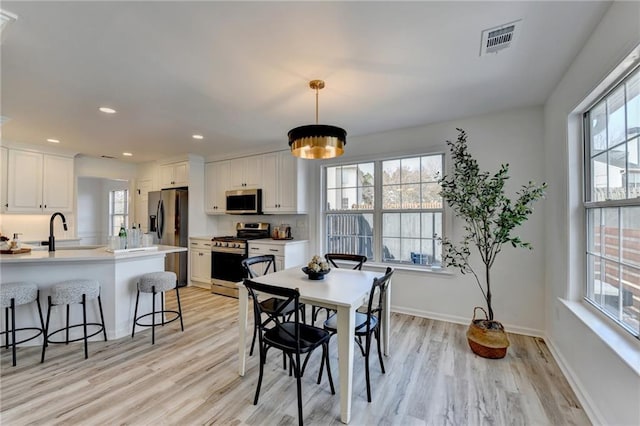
[0,245,186,343]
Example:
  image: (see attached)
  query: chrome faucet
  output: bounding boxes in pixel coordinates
[48,212,68,252]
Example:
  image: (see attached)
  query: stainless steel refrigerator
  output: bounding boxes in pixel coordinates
[148,188,188,287]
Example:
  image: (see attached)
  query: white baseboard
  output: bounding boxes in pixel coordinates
[390,305,545,337]
[544,336,605,426]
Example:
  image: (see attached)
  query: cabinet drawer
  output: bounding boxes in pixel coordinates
[248,244,283,256]
[190,239,212,249]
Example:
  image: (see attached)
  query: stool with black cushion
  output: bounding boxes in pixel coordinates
[132,271,184,345]
[41,279,107,362]
[1,282,45,366]
[312,253,367,323]
[324,267,393,403]
[245,278,334,426]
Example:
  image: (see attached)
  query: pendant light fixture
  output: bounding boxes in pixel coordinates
[288,80,347,159]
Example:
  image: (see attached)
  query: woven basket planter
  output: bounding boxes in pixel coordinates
[466,307,510,359]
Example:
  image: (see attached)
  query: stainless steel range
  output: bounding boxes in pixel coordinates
[210,222,270,298]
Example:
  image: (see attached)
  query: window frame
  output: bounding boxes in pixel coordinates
[322,151,446,269]
[109,189,129,237]
[582,64,640,339]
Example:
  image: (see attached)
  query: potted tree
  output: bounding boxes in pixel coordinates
[438,128,546,358]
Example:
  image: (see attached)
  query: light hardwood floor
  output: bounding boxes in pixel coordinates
[1,286,590,425]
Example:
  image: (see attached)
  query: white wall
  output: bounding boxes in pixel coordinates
[305,106,547,336]
[543,2,640,425]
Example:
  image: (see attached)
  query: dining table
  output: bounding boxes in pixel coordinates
[237,266,391,424]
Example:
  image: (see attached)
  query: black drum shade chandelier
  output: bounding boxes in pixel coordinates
[288,80,347,159]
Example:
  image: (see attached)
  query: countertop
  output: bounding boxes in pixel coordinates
[248,238,308,245]
[0,245,186,264]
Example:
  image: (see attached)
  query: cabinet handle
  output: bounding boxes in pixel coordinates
[40,204,42,208]
[269,249,278,252]
[44,204,47,208]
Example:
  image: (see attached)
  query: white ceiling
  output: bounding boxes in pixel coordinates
[0,1,610,163]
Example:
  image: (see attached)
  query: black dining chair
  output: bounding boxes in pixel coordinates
[323,267,394,403]
[311,253,367,323]
[244,279,335,426]
[241,255,306,358]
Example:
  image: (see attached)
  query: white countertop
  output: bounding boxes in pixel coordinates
[0,245,186,264]
[249,238,308,245]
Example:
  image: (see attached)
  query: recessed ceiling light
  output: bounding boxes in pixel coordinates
[122,152,133,157]
[192,134,204,140]
[47,138,60,143]
[99,107,117,114]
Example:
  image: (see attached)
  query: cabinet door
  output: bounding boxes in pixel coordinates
[7,150,43,212]
[243,155,263,188]
[0,147,7,212]
[261,152,279,212]
[159,164,175,188]
[276,152,299,213]
[190,249,211,283]
[172,162,189,187]
[42,155,74,212]
[205,161,229,213]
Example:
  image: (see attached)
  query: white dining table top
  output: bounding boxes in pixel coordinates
[241,267,380,308]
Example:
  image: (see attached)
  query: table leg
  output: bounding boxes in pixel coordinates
[238,285,248,376]
[337,305,355,424]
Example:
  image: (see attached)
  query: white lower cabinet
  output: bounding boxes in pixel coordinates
[247,239,309,272]
[189,238,212,288]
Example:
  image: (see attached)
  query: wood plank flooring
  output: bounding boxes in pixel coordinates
[0,287,590,425]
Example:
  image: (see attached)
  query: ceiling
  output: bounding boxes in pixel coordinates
[0,1,610,163]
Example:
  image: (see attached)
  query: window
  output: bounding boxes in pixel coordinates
[324,154,444,267]
[109,189,129,236]
[584,65,640,338]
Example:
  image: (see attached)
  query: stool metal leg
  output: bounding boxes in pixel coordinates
[65,304,70,345]
[35,290,45,334]
[10,298,16,367]
[176,287,184,332]
[41,296,52,363]
[82,294,88,359]
[161,291,165,326]
[132,290,140,338]
[151,286,156,345]
[98,295,107,341]
[4,307,8,348]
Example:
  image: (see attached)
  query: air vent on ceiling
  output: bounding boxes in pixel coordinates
[480,19,521,56]
[101,155,116,159]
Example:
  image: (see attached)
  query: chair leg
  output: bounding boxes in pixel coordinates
[365,334,372,403]
[175,287,184,331]
[10,299,16,367]
[82,294,89,359]
[254,344,265,405]
[41,296,52,363]
[375,328,385,374]
[98,295,108,341]
[151,286,156,345]
[132,290,140,338]
[294,352,303,426]
[249,322,258,356]
[317,345,326,385]
[324,343,335,395]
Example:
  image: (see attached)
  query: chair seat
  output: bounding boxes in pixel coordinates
[138,271,176,293]
[0,282,38,308]
[51,280,100,305]
[324,312,378,335]
[264,322,330,353]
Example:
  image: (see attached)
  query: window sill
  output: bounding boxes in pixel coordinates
[559,298,640,376]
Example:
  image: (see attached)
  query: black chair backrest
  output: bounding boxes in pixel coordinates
[362,267,394,334]
[242,254,276,278]
[244,279,301,350]
[324,253,367,270]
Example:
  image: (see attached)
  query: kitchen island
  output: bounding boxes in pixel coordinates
[0,245,187,343]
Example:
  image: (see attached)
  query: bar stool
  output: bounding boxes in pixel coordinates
[132,271,184,344]
[41,279,107,362]
[1,282,44,366]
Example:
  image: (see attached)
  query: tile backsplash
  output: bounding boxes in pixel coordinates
[210,214,308,240]
[0,214,76,242]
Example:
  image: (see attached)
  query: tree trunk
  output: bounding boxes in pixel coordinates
[486,266,493,320]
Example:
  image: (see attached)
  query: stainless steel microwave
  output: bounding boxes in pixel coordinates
[225,189,262,214]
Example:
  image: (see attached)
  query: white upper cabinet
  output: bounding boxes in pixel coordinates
[229,156,262,189]
[159,161,189,188]
[205,161,230,214]
[7,149,74,213]
[262,151,308,214]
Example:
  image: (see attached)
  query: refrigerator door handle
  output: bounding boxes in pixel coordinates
[157,199,164,241]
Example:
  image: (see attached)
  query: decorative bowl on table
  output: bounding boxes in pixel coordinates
[302,255,331,280]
